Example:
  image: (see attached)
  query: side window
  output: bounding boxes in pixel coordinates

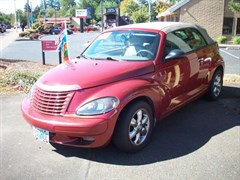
[164,31,192,57]
[164,28,208,58]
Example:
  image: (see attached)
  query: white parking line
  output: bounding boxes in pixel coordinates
[220,49,240,59]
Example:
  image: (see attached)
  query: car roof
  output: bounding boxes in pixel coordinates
[110,22,215,44]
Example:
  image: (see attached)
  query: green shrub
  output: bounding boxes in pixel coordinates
[32,21,43,30]
[232,36,240,44]
[25,28,37,33]
[217,36,227,44]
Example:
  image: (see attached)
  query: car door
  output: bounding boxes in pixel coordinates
[158,29,201,113]
[185,28,212,88]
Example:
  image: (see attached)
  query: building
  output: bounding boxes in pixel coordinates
[156,0,240,40]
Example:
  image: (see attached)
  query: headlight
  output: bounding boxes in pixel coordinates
[76,97,119,116]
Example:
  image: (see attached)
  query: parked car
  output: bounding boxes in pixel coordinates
[6,24,11,29]
[50,26,73,35]
[21,22,224,152]
[0,24,6,33]
[84,25,99,32]
[0,25,3,33]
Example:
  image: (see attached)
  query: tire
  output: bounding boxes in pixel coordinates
[113,101,154,153]
[207,69,223,100]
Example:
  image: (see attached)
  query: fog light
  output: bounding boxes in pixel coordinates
[83,137,95,142]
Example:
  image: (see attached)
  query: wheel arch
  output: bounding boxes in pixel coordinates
[116,95,156,126]
[208,64,224,83]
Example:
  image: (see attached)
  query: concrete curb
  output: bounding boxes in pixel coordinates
[219,44,240,49]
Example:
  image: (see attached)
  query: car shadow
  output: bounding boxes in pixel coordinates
[52,85,240,165]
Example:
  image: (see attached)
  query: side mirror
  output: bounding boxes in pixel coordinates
[165,49,184,60]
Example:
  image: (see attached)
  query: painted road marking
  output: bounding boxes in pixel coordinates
[220,49,240,59]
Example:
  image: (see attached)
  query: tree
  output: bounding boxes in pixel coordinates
[132,10,149,23]
[154,1,171,14]
[228,0,240,13]
[120,0,139,17]
[32,5,41,18]
[137,0,148,5]
[24,3,31,13]
[45,8,56,17]
[46,0,61,10]
[0,12,13,24]
[16,9,27,26]
[60,0,76,17]
[60,0,76,10]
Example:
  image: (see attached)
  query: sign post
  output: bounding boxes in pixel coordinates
[75,9,87,33]
[41,40,59,65]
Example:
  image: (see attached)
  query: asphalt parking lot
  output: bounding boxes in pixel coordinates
[1,86,240,179]
[220,47,240,74]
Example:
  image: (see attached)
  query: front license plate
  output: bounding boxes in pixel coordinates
[33,126,49,144]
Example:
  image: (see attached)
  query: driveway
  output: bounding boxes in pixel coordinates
[1,85,239,179]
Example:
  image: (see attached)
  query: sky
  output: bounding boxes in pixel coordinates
[0,0,41,14]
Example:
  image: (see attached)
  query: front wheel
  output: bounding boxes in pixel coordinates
[113,101,154,153]
[207,69,223,100]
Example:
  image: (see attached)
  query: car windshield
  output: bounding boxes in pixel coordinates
[82,30,160,61]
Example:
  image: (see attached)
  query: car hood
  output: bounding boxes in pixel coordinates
[37,59,155,91]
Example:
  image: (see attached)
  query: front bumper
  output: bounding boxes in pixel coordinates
[21,98,118,148]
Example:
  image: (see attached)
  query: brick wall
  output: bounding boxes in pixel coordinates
[179,0,225,39]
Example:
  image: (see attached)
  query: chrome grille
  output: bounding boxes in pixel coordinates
[31,87,74,116]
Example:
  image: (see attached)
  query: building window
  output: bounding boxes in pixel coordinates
[222,17,234,35]
[175,16,180,22]
[237,18,240,35]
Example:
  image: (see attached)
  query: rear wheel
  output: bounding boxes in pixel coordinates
[207,69,223,100]
[113,101,154,153]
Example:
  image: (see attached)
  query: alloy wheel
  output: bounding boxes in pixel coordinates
[129,108,150,146]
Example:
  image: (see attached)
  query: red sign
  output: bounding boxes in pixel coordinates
[42,40,58,51]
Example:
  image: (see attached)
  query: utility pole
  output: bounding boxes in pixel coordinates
[27,0,30,28]
[30,1,32,27]
[148,0,151,22]
[14,0,17,28]
[43,0,46,23]
[101,0,104,32]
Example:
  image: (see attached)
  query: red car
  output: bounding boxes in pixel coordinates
[21,22,224,152]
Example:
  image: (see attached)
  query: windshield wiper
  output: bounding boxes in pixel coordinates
[80,54,87,59]
[106,57,120,61]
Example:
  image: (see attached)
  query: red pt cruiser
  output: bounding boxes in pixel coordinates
[21,22,224,152]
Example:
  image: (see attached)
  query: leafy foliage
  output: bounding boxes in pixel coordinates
[24,3,31,13]
[46,0,61,10]
[132,10,149,23]
[232,36,240,44]
[216,36,227,44]
[120,0,139,17]
[228,0,240,13]
[154,1,171,13]
[0,13,12,25]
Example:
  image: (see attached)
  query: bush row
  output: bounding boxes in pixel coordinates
[217,36,240,44]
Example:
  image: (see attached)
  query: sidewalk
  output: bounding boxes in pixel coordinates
[0,29,19,51]
[219,43,240,49]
